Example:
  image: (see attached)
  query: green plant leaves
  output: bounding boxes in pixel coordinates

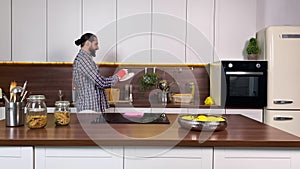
[139,73,159,92]
[246,37,260,54]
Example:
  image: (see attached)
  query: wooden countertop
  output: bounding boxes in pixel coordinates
[1,113,300,147]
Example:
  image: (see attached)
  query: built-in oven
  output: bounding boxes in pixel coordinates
[210,61,267,108]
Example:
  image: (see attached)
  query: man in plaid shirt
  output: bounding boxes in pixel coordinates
[73,33,127,112]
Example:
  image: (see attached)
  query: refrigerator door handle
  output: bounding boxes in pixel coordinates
[273,116,293,121]
[273,100,293,104]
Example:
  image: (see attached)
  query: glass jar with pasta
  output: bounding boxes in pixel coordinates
[54,101,71,126]
[25,95,47,129]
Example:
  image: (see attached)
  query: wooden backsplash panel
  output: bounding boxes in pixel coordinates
[0,63,210,107]
[107,66,210,106]
[0,64,73,106]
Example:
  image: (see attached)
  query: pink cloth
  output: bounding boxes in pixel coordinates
[123,112,144,118]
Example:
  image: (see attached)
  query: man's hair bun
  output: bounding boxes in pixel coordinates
[75,33,96,47]
[75,38,83,46]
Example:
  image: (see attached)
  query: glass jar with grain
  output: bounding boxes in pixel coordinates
[25,95,47,129]
[54,101,71,126]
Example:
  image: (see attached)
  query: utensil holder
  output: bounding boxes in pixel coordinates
[5,102,25,127]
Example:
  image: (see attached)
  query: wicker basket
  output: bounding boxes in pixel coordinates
[172,94,193,103]
[105,88,120,103]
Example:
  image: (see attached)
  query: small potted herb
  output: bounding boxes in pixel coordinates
[246,37,260,60]
[139,73,158,91]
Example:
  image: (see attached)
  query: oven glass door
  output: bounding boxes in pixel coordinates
[225,71,267,107]
[229,76,259,97]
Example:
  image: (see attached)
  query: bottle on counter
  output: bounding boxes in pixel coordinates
[54,101,71,126]
[25,95,47,129]
[71,79,77,106]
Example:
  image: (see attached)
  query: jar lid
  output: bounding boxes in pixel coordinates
[55,101,70,106]
[28,95,46,100]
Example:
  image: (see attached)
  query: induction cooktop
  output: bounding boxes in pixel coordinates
[91,113,170,124]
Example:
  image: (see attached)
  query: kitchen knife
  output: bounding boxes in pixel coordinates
[20,81,27,98]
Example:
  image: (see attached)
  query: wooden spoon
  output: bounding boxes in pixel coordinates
[9,81,17,102]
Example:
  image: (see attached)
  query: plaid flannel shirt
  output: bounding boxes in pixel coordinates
[73,49,118,112]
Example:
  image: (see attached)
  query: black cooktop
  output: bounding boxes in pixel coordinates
[92,113,170,124]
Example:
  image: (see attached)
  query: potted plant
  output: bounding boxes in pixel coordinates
[246,37,260,60]
[139,72,159,92]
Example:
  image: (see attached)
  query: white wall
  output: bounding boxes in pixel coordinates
[214,0,257,61]
[256,0,300,31]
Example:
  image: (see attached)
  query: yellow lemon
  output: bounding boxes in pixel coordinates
[216,117,226,121]
[206,116,218,122]
[181,115,195,121]
[204,96,214,105]
[196,115,207,121]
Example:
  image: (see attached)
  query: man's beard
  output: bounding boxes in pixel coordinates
[89,47,96,57]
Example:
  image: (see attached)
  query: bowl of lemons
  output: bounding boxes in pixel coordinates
[178,114,227,131]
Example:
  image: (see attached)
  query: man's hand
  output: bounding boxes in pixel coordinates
[115,69,128,80]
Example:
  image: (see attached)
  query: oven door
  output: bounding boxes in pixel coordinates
[224,71,267,107]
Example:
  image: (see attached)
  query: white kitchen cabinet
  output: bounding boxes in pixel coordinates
[152,0,186,63]
[105,107,115,113]
[214,147,300,169]
[124,146,212,169]
[188,108,225,115]
[47,0,81,62]
[113,107,187,114]
[83,0,117,63]
[214,0,257,61]
[114,107,150,114]
[0,0,11,61]
[117,0,151,63]
[152,108,188,114]
[0,146,33,169]
[12,0,46,61]
[225,109,263,122]
[186,0,214,64]
[35,146,123,169]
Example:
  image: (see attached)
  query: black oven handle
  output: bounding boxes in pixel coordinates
[226,71,264,75]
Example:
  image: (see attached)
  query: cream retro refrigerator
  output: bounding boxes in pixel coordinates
[257,26,300,136]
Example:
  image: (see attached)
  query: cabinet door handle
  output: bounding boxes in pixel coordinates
[273,100,293,104]
[273,116,293,121]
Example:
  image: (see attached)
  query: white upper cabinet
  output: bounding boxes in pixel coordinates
[117,0,151,63]
[152,0,186,63]
[12,0,46,61]
[186,0,214,64]
[83,0,117,63]
[214,0,257,61]
[6,0,300,63]
[0,0,11,61]
[47,0,81,62]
